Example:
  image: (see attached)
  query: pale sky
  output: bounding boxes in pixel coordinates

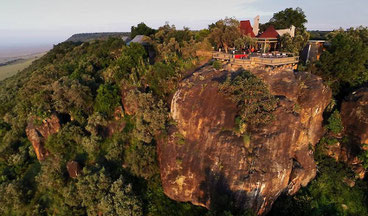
[0,0,367,48]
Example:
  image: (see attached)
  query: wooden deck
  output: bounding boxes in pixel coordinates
[213,52,299,67]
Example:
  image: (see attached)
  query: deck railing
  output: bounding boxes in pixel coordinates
[212,52,299,66]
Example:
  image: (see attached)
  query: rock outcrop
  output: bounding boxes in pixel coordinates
[102,106,126,137]
[325,141,366,179]
[157,65,331,215]
[341,88,368,146]
[66,161,82,178]
[25,114,61,161]
[336,87,368,179]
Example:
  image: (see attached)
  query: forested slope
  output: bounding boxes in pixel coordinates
[0,25,212,215]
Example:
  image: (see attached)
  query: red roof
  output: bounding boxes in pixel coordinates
[258,25,279,39]
[240,20,255,37]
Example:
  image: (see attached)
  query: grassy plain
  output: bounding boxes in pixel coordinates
[0,53,44,81]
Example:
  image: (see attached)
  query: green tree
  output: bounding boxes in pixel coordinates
[315,28,368,93]
[279,30,310,54]
[209,18,242,52]
[94,83,121,117]
[326,110,344,134]
[131,22,156,39]
[112,43,147,84]
[125,89,167,143]
[219,70,278,133]
[76,166,143,216]
[195,29,210,42]
[51,76,94,122]
[261,7,307,32]
[124,140,159,179]
[234,35,257,51]
[45,123,85,160]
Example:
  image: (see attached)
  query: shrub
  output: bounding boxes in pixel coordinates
[326,110,344,134]
[219,70,278,133]
[94,84,121,117]
[51,76,94,119]
[212,60,222,70]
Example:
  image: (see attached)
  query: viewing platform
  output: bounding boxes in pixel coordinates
[212,52,299,68]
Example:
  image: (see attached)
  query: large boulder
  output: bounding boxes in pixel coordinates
[157,66,331,215]
[26,114,61,161]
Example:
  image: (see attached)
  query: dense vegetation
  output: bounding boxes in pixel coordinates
[0,7,368,216]
[312,27,368,95]
[260,7,307,32]
[0,23,213,216]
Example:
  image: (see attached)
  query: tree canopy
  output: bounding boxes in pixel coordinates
[279,29,310,54]
[0,23,213,216]
[131,22,156,38]
[314,27,368,94]
[208,18,242,52]
[261,7,307,32]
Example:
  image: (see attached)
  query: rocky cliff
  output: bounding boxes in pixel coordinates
[333,87,368,179]
[341,88,368,146]
[25,114,61,161]
[157,65,331,215]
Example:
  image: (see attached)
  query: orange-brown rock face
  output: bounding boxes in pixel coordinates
[341,88,368,146]
[25,114,61,161]
[338,87,368,179]
[66,161,82,178]
[157,66,331,215]
[325,141,365,179]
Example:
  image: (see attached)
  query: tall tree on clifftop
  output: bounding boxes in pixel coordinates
[260,7,307,32]
[209,18,242,52]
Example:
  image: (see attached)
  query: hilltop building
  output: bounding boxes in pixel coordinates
[300,40,328,63]
[240,20,255,37]
[121,36,131,43]
[127,35,150,46]
[212,16,300,69]
[239,16,296,53]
